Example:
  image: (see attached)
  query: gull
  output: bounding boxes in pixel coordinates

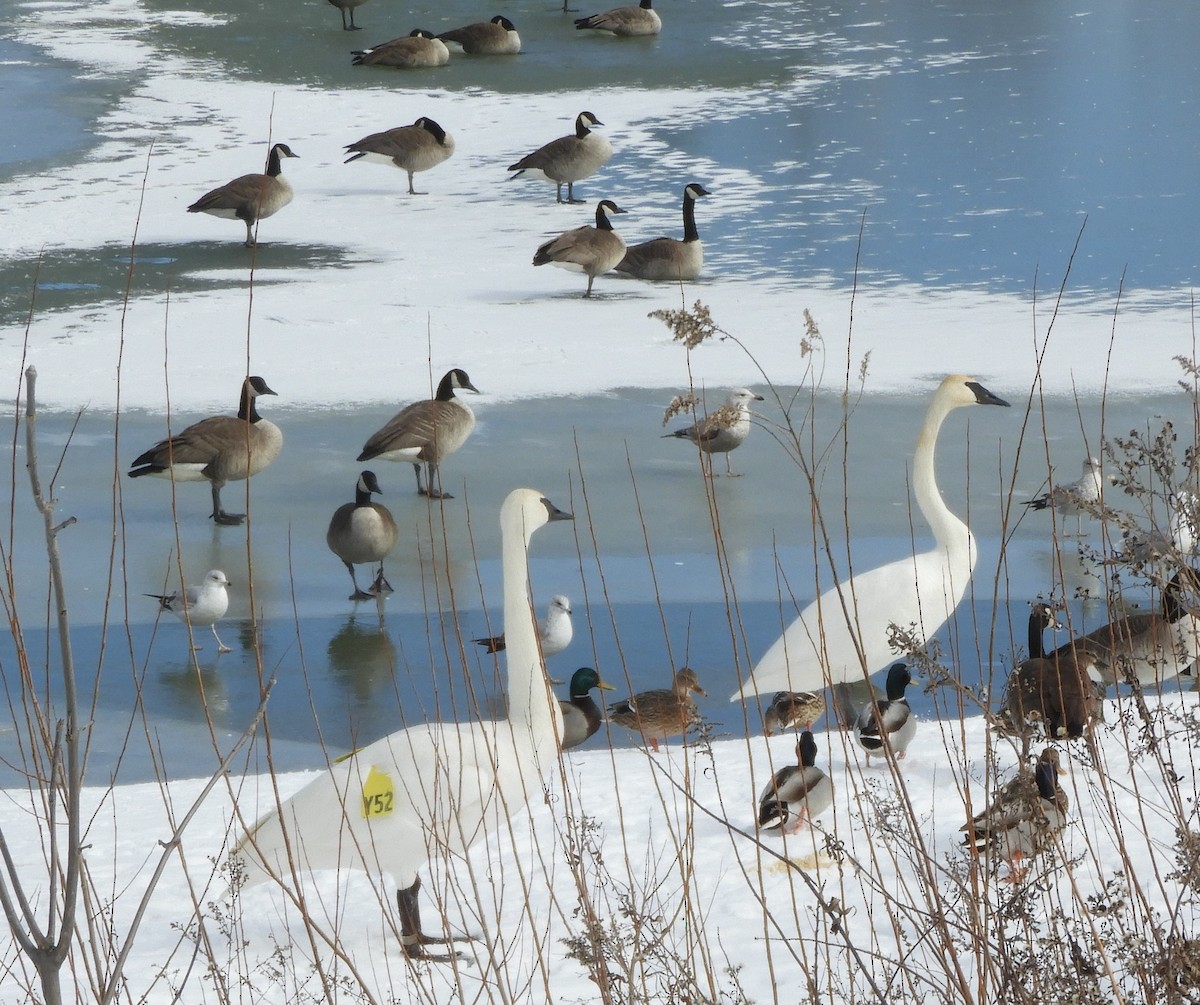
[1024,456,1103,536]
[147,569,232,653]
[475,594,573,657]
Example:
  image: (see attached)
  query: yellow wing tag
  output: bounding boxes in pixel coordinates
[361,766,396,819]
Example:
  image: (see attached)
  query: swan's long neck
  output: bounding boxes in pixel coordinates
[503,512,562,751]
[913,395,970,556]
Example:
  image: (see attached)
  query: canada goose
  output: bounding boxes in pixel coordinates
[234,489,573,960]
[853,662,916,763]
[608,667,707,753]
[357,368,480,500]
[351,29,449,68]
[437,15,521,54]
[508,111,613,205]
[128,376,282,526]
[343,117,455,195]
[186,143,299,247]
[532,199,628,298]
[328,0,367,30]
[757,731,833,834]
[147,569,232,653]
[559,666,615,750]
[763,690,825,735]
[732,375,1011,700]
[616,182,710,281]
[1024,456,1103,536]
[475,594,573,657]
[1048,567,1200,688]
[664,387,763,475]
[961,750,1068,883]
[1005,603,1101,747]
[326,470,400,601]
[574,0,662,36]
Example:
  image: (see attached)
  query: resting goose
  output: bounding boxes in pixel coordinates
[731,375,1010,700]
[608,667,707,753]
[853,662,916,763]
[664,387,763,476]
[344,116,455,195]
[574,0,662,36]
[508,111,613,205]
[351,29,449,68]
[128,376,282,526]
[328,0,367,30]
[532,198,628,298]
[475,594,573,657]
[1048,567,1200,688]
[186,143,299,247]
[357,368,480,500]
[559,667,615,750]
[233,489,573,960]
[437,15,521,54]
[326,470,400,601]
[617,182,710,281]
[757,731,833,834]
[147,569,232,653]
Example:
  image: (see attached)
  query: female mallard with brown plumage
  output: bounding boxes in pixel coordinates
[961,747,1068,883]
[608,667,706,753]
[763,690,825,736]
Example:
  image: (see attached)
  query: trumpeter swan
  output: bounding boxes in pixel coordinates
[232,488,573,959]
[732,374,1009,701]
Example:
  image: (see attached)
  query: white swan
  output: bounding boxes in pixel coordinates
[732,375,1009,700]
[232,488,572,959]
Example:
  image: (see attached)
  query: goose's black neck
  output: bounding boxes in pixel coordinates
[575,117,591,139]
[596,205,615,231]
[435,372,457,401]
[238,384,262,423]
[1028,606,1049,659]
[682,192,701,242]
[266,145,285,177]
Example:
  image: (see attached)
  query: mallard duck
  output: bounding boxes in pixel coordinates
[608,667,707,753]
[186,143,299,247]
[1005,603,1102,746]
[763,690,825,735]
[475,594,573,658]
[128,376,283,526]
[559,667,615,750]
[757,730,833,834]
[961,748,1068,883]
[146,569,231,653]
[326,470,399,601]
[234,489,573,960]
[853,662,916,762]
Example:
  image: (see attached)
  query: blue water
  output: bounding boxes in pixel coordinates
[2,1,1199,785]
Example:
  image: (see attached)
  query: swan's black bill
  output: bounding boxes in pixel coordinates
[966,381,1009,408]
[541,498,574,522]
